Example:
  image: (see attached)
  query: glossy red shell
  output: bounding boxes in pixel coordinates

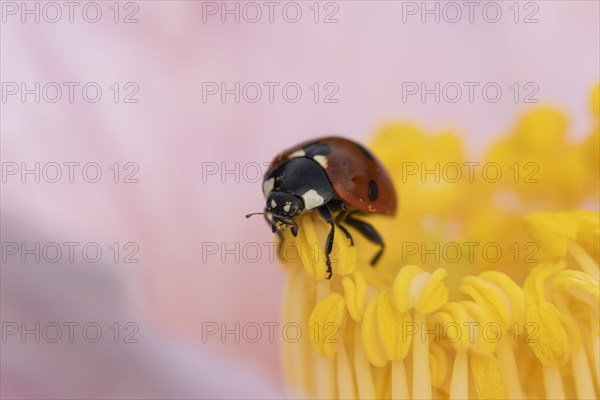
[266,137,398,216]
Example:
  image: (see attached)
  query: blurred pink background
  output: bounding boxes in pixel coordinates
[1,1,599,398]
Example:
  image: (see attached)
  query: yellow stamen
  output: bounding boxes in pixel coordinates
[391,359,409,400]
[412,311,432,400]
[313,281,337,399]
[282,265,315,397]
[361,296,387,368]
[335,335,356,399]
[524,263,574,366]
[309,290,345,358]
[568,241,600,282]
[470,353,506,399]
[449,350,468,400]
[275,85,599,399]
[429,342,448,389]
[496,337,524,399]
[543,364,566,400]
[571,344,596,399]
[523,212,577,259]
[354,323,377,399]
[342,273,367,322]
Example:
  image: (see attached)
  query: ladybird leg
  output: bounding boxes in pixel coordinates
[337,224,354,246]
[334,210,354,246]
[316,205,335,280]
[343,213,384,266]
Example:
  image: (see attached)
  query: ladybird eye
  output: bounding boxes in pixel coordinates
[271,199,277,208]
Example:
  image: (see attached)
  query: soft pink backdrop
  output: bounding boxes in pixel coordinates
[2,1,599,398]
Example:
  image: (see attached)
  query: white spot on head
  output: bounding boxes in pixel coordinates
[313,155,328,169]
[271,199,277,208]
[289,149,305,158]
[262,178,275,196]
[302,189,325,209]
[283,203,291,213]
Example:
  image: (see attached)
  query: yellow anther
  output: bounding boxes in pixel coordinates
[415,268,449,314]
[470,354,506,399]
[332,226,357,277]
[459,301,496,356]
[524,262,566,303]
[391,265,423,313]
[361,289,412,367]
[431,302,471,351]
[478,271,526,328]
[308,293,345,358]
[429,342,448,388]
[526,301,572,366]
[391,266,448,315]
[552,269,599,313]
[361,295,387,367]
[342,273,366,321]
[294,214,322,280]
[460,276,511,330]
[523,262,574,366]
[523,212,577,259]
[376,289,412,361]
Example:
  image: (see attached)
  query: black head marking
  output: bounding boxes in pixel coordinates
[368,179,378,201]
[264,158,335,208]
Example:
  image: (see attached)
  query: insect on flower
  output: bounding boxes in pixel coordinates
[246,137,398,279]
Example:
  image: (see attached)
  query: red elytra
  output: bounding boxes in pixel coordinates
[266,136,398,216]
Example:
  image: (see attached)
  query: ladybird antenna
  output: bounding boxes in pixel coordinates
[245,212,266,219]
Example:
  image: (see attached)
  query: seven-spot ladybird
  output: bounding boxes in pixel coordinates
[246,136,398,279]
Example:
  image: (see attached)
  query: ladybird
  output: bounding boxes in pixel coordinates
[246,136,397,279]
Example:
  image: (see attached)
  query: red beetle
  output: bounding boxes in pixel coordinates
[247,137,397,279]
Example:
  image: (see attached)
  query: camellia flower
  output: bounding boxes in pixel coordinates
[279,85,599,399]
